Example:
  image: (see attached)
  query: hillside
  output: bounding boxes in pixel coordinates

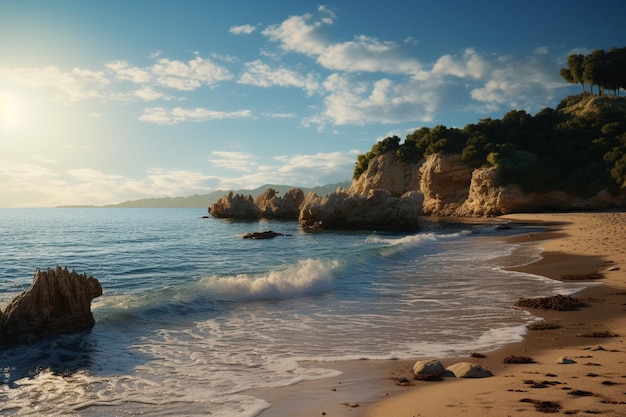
[60,181,351,208]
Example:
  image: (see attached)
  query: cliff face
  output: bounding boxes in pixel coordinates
[350,152,626,217]
[299,188,422,230]
[349,153,421,196]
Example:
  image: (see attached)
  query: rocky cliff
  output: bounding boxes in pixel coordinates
[210,152,625,228]
[352,152,625,217]
[299,188,422,230]
[1,267,103,344]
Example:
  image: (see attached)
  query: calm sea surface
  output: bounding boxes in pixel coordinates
[0,208,589,416]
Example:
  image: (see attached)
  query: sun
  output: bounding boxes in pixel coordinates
[0,91,27,131]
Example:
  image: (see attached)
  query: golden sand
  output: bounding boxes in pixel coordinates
[365,212,626,417]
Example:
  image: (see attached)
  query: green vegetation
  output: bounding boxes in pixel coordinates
[560,47,626,96]
[354,95,626,198]
[354,47,626,198]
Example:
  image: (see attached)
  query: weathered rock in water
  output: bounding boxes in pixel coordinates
[254,188,304,220]
[209,192,260,219]
[0,267,103,344]
[299,188,422,231]
[242,230,285,239]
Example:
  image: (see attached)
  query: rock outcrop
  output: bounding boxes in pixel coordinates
[209,150,626,228]
[0,267,103,344]
[446,362,493,378]
[354,153,626,217]
[299,188,422,231]
[254,188,304,220]
[242,230,285,239]
[210,188,305,220]
[349,152,422,197]
[209,192,260,219]
[419,154,474,215]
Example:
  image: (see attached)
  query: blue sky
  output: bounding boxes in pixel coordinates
[1,0,624,207]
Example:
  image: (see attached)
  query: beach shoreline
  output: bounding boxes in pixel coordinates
[256,212,626,417]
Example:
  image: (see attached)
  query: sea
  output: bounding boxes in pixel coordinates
[0,208,591,416]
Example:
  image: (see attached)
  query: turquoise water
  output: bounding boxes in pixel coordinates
[0,208,588,416]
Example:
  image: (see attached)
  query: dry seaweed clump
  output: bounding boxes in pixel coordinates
[560,272,605,281]
[576,330,619,338]
[520,399,562,413]
[504,355,535,364]
[527,322,561,331]
[515,294,586,311]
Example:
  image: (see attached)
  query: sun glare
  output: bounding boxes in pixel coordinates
[0,92,27,132]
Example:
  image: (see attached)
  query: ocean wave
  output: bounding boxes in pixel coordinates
[366,230,471,247]
[198,258,338,301]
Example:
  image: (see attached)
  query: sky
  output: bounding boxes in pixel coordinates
[1,1,624,207]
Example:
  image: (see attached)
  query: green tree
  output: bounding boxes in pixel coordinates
[561,54,586,94]
[584,49,607,96]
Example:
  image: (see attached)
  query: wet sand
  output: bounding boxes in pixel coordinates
[365,212,626,417]
[256,212,626,417]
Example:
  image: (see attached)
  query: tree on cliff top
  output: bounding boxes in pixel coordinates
[354,45,626,196]
[560,47,626,96]
[353,94,626,197]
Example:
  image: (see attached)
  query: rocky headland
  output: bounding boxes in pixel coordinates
[209,96,626,230]
[209,151,625,230]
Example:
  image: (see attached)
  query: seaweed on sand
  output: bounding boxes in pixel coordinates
[515,294,586,311]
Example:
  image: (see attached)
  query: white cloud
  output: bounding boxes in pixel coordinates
[262,14,328,56]
[262,11,421,76]
[229,24,257,35]
[132,86,172,101]
[151,57,233,90]
[208,151,258,172]
[319,74,438,126]
[106,60,152,83]
[139,106,253,125]
[431,48,488,79]
[0,160,223,207]
[238,60,320,95]
[0,66,109,104]
[307,48,569,128]
[470,54,565,110]
[271,151,354,185]
[317,36,422,75]
[208,150,354,190]
[262,112,296,119]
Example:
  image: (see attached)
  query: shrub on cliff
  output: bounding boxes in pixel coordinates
[353,95,626,197]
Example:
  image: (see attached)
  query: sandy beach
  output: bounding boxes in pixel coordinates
[364,212,626,417]
[255,212,626,417]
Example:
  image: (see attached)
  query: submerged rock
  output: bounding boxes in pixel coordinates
[242,230,285,239]
[0,267,103,344]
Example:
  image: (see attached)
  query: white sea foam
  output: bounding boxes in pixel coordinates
[198,258,338,301]
[0,209,596,417]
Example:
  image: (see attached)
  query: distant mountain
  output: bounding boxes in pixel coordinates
[86,181,351,209]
